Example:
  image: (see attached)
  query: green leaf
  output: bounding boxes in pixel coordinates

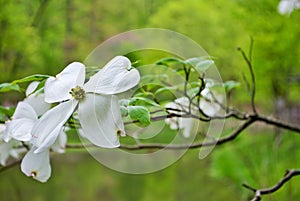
[224,80,240,92]
[187,87,200,97]
[134,92,155,98]
[11,74,50,84]
[154,86,177,96]
[156,57,184,66]
[195,60,214,72]
[185,57,214,72]
[128,106,151,126]
[129,97,160,107]
[0,83,21,93]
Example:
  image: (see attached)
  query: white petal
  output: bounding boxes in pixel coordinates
[21,147,51,183]
[45,62,86,103]
[200,99,220,116]
[26,81,40,96]
[180,118,194,138]
[8,119,35,141]
[3,122,11,142]
[165,118,179,130]
[78,94,124,148]
[200,88,222,116]
[0,124,7,141]
[10,147,27,159]
[84,56,140,94]
[0,124,6,134]
[32,100,77,153]
[8,102,37,141]
[51,128,67,153]
[13,102,37,120]
[0,140,14,166]
[24,93,51,116]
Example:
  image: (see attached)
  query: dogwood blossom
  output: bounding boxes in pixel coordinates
[5,82,50,142]
[165,86,222,137]
[165,97,196,138]
[2,82,66,182]
[199,87,221,116]
[32,56,140,153]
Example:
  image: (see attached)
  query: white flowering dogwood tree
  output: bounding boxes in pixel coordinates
[0,47,300,201]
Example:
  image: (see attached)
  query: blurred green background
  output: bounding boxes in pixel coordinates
[1,0,300,200]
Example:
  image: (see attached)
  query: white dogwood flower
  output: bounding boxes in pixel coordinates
[32,56,140,153]
[165,97,196,138]
[4,101,65,182]
[165,86,222,137]
[5,82,50,142]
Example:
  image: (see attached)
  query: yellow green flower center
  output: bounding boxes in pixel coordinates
[70,86,85,101]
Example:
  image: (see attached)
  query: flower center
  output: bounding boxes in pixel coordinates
[70,86,85,101]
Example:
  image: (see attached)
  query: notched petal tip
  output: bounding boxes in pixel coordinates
[44,62,86,103]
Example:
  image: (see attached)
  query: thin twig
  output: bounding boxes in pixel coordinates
[238,45,257,114]
[249,36,254,64]
[243,169,300,201]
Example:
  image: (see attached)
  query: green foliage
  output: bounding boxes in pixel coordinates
[156,57,185,66]
[0,83,21,93]
[128,106,151,126]
[185,57,214,73]
[129,97,160,107]
[149,0,300,112]
[11,74,49,85]
[223,80,241,92]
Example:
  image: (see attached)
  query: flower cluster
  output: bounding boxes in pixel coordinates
[0,56,140,182]
[165,84,222,137]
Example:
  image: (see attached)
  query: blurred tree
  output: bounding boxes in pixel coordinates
[149,0,300,113]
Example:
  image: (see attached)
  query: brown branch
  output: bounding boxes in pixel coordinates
[67,113,300,151]
[243,169,300,201]
[256,115,300,133]
[67,118,255,150]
